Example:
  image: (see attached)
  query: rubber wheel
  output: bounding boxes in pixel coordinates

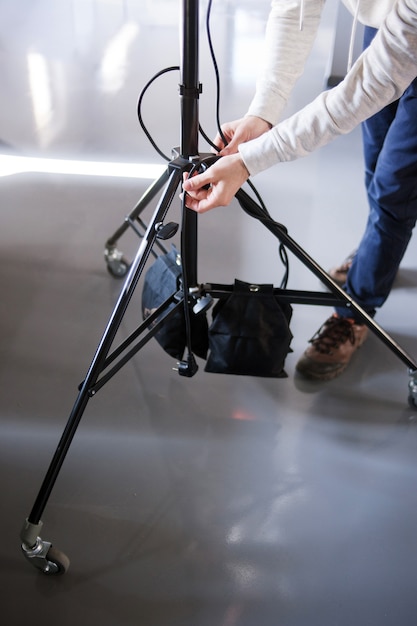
[45,546,70,575]
[106,258,130,278]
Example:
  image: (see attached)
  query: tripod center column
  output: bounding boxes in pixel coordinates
[179,0,201,159]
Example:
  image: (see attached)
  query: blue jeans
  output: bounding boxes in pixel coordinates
[335,26,417,320]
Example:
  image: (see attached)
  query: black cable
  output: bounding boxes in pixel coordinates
[137,66,180,162]
[235,188,290,288]
[205,0,227,149]
[203,2,272,223]
[136,2,290,288]
[203,2,290,286]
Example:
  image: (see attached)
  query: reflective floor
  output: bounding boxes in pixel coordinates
[2,1,417,625]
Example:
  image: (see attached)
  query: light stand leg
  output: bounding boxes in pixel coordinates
[21,166,186,572]
[236,188,417,373]
[104,170,170,277]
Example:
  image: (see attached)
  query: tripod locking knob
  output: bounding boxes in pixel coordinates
[155,221,179,240]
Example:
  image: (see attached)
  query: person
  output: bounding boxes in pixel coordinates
[182,0,417,381]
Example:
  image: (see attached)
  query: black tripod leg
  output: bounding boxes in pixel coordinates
[236,189,417,375]
[286,231,417,405]
[104,169,170,277]
[284,230,417,371]
[20,167,184,574]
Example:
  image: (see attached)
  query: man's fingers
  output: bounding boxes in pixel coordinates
[212,135,225,152]
[182,171,211,192]
[185,196,216,214]
[187,187,211,201]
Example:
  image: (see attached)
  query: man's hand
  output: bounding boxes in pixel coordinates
[213,116,272,155]
[182,154,250,214]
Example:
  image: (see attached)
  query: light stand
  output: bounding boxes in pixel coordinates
[19,0,417,575]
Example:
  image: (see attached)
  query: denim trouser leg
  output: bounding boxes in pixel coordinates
[335,27,417,320]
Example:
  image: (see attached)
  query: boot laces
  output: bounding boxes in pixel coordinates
[309,316,355,355]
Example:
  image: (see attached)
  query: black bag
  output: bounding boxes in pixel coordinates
[204,279,293,377]
[141,245,209,360]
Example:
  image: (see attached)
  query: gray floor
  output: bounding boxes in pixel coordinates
[2,1,417,625]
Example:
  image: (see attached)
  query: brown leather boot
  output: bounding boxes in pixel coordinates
[328,250,356,286]
[296,314,368,380]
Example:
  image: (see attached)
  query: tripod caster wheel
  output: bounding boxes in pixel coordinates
[104,245,130,278]
[43,546,70,575]
[106,256,130,278]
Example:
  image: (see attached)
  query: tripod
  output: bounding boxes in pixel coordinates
[20,0,417,575]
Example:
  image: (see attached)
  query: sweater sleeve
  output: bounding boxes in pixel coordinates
[240,0,417,176]
[246,0,325,126]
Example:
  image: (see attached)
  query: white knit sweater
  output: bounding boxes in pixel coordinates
[239,0,417,176]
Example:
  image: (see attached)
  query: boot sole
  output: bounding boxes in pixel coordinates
[295,336,368,381]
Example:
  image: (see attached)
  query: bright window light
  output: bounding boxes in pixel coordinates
[27,52,53,133]
[99,22,139,93]
[0,154,166,179]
